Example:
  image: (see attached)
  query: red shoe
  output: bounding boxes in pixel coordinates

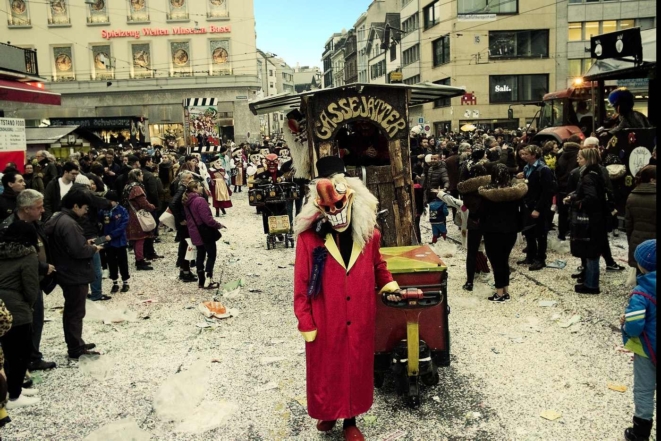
[343,426,365,441]
[316,420,337,432]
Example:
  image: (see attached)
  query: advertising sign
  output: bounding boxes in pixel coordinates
[0,118,26,173]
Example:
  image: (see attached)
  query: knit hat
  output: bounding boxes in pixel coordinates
[75,174,91,187]
[634,239,656,273]
[105,190,120,202]
[584,137,599,147]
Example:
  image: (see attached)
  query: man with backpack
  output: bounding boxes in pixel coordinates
[516,145,556,271]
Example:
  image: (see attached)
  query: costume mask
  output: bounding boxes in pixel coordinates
[265,153,279,183]
[260,148,270,158]
[249,153,263,165]
[314,175,355,233]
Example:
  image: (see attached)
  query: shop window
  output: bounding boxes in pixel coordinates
[423,1,440,30]
[489,30,549,59]
[433,78,451,108]
[458,0,517,15]
[489,74,548,104]
[8,0,31,26]
[127,0,149,22]
[637,18,655,31]
[568,23,582,41]
[432,35,450,66]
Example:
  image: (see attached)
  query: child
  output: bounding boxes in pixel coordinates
[621,239,656,441]
[100,191,130,294]
[428,189,449,244]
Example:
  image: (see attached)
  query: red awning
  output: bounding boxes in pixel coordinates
[0,79,61,106]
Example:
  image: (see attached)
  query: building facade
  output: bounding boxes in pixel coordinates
[322,33,344,88]
[2,0,261,145]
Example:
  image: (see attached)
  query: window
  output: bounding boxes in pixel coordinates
[458,0,517,15]
[433,78,451,108]
[210,40,230,75]
[584,22,599,40]
[7,0,31,26]
[402,13,419,36]
[269,82,274,88]
[87,0,109,24]
[130,42,153,78]
[423,1,440,30]
[489,74,549,103]
[269,69,274,77]
[619,19,635,30]
[403,75,420,85]
[637,18,655,31]
[91,44,113,80]
[127,0,149,22]
[402,44,420,66]
[390,44,397,62]
[602,20,616,35]
[170,41,191,76]
[432,35,450,66]
[206,0,228,19]
[48,0,70,25]
[568,23,582,41]
[489,30,549,59]
[52,45,74,80]
[370,60,386,79]
[167,0,188,20]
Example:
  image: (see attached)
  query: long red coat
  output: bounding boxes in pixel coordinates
[125,184,155,241]
[294,228,397,420]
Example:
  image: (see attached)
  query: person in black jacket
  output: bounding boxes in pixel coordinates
[139,156,163,260]
[479,164,528,302]
[422,154,450,205]
[0,172,26,222]
[555,141,581,240]
[34,151,59,188]
[169,171,197,282]
[516,145,554,270]
[42,161,79,222]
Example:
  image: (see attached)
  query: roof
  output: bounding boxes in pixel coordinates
[25,126,78,145]
[583,28,656,81]
[249,82,467,115]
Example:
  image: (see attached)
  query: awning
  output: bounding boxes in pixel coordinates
[25,126,79,145]
[0,79,61,106]
[249,82,467,115]
[583,28,656,81]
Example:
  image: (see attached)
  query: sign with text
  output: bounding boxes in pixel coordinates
[0,118,26,152]
[102,25,231,40]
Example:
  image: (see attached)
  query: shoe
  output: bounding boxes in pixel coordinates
[517,258,533,266]
[6,395,40,409]
[606,263,625,271]
[69,349,101,359]
[574,284,600,295]
[624,416,653,441]
[316,420,337,432]
[488,293,510,303]
[102,269,109,279]
[197,271,206,289]
[570,272,585,279]
[121,283,130,293]
[462,282,473,292]
[145,254,164,260]
[136,261,153,271]
[90,295,112,301]
[21,388,38,396]
[110,284,120,294]
[203,273,220,290]
[343,426,365,441]
[179,271,197,283]
[83,343,96,350]
[28,359,56,371]
[22,378,32,389]
[529,261,546,271]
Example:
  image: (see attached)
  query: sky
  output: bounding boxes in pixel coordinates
[254,0,372,69]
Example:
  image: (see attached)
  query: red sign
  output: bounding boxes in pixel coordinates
[102,25,231,40]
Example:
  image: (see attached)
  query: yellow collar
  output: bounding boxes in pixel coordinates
[324,233,362,273]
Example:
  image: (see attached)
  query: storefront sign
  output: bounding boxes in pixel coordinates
[616,78,649,89]
[235,96,248,100]
[0,118,26,152]
[102,25,231,40]
[457,14,496,22]
[314,95,407,140]
[494,85,512,92]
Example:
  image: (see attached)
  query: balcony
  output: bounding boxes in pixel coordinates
[48,17,71,26]
[0,43,39,76]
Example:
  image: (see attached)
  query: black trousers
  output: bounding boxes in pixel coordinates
[466,228,483,284]
[177,240,191,271]
[31,290,44,362]
[484,232,517,289]
[1,324,33,399]
[524,216,548,263]
[556,193,570,239]
[61,284,88,356]
[106,246,130,282]
[196,241,217,276]
[99,248,108,270]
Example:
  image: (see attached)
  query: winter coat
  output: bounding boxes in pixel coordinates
[43,177,76,222]
[609,110,652,135]
[622,271,656,360]
[73,185,111,240]
[444,154,461,192]
[422,163,450,204]
[428,199,449,225]
[1,215,50,281]
[478,183,528,234]
[0,300,12,365]
[38,158,59,188]
[100,204,129,248]
[141,168,161,207]
[169,184,189,242]
[457,170,491,230]
[0,242,39,326]
[294,228,396,420]
[522,160,554,215]
[100,158,122,190]
[43,209,97,286]
[125,183,155,241]
[625,183,656,267]
[555,143,580,194]
[183,192,221,247]
[24,173,45,194]
[569,164,608,259]
[0,188,17,222]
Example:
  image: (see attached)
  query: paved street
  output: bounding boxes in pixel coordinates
[2,191,652,441]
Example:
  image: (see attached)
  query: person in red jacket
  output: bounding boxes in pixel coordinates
[293,156,406,441]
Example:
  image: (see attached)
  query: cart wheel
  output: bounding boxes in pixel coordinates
[374,371,385,389]
[421,369,440,386]
[266,237,271,250]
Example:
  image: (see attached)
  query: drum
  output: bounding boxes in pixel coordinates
[248,188,265,206]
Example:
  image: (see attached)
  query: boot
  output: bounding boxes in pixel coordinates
[204,273,220,290]
[136,260,153,271]
[197,271,206,289]
[179,270,197,283]
[430,235,438,244]
[624,416,653,441]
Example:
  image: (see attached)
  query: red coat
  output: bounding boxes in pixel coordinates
[125,184,155,241]
[294,229,398,420]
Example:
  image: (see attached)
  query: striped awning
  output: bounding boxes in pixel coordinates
[248,82,467,116]
[183,98,218,107]
[191,145,223,153]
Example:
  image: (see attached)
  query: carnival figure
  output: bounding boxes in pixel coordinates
[208,158,232,217]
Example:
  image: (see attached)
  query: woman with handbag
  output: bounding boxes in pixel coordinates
[565,148,608,294]
[183,181,225,289]
[123,169,156,271]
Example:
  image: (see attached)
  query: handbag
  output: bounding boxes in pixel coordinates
[128,200,156,232]
[185,205,221,243]
[159,207,176,231]
[570,207,590,242]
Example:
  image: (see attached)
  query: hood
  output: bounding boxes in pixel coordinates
[631,183,656,195]
[184,191,201,207]
[0,241,36,260]
[635,271,656,296]
[562,142,580,153]
[478,183,528,202]
[457,175,491,194]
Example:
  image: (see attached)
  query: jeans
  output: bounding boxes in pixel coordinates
[633,354,657,420]
[89,252,103,299]
[31,289,44,362]
[0,324,32,399]
[465,227,483,284]
[583,257,600,289]
[176,240,191,271]
[484,232,517,289]
[106,246,130,282]
[61,284,88,356]
[196,241,217,277]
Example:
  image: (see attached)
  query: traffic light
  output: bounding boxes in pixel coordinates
[381,24,391,51]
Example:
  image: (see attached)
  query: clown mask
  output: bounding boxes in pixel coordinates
[314,175,355,232]
[265,153,279,173]
[249,153,263,165]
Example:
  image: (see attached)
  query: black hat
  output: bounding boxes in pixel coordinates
[315,156,345,178]
[2,220,38,249]
[105,190,120,202]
